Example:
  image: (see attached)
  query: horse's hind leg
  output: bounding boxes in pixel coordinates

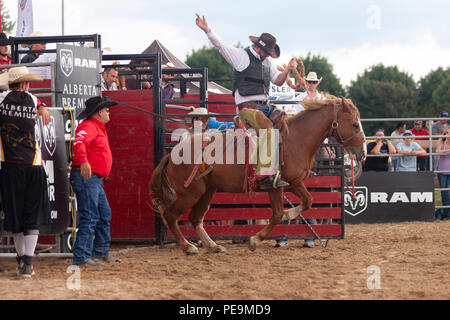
[189,187,226,253]
[165,196,200,255]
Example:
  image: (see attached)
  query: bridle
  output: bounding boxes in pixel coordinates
[328,100,365,147]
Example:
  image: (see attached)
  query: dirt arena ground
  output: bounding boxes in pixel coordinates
[1,220,449,300]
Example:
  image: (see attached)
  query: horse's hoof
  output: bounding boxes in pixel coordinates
[184,245,199,255]
[248,237,257,251]
[210,245,226,254]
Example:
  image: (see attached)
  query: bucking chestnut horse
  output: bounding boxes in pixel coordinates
[151,95,366,255]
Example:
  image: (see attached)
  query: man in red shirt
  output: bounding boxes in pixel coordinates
[0,32,12,74]
[411,120,430,171]
[70,96,118,266]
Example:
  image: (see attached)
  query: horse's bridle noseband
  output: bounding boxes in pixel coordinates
[328,101,365,147]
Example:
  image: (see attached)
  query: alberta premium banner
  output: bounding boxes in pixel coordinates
[0,109,69,235]
[344,172,435,223]
[37,108,70,235]
[56,44,101,140]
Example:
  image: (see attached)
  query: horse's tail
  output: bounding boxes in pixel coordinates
[150,154,175,225]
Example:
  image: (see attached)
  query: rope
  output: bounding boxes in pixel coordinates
[344,159,357,199]
[111,100,172,119]
[282,194,329,248]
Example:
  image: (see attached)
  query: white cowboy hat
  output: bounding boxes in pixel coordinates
[305,72,322,82]
[21,31,45,48]
[162,62,175,69]
[5,66,43,84]
[187,107,208,124]
[188,107,208,116]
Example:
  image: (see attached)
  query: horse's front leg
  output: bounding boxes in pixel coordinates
[295,182,313,212]
[280,181,313,221]
[248,189,284,251]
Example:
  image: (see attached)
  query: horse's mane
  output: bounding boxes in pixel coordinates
[288,93,359,122]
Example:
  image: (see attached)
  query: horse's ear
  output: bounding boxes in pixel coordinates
[341,97,351,113]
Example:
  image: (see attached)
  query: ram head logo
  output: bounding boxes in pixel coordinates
[344,186,368,217]
[60,49,73,77]
[42,116,56,156]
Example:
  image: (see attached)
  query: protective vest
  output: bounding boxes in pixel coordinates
[232,47,271,97]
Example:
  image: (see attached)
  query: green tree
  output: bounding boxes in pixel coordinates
[417,67,450,117]
[185,45,234,90]
[431,77,450,112]
[298,53,345,96]
[1,0,15,35]
[347,64,418,134]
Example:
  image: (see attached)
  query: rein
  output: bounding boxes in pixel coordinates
[328,100,361,199]
[328,101,364,147]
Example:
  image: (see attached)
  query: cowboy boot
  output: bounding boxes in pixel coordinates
[257,171,289,190]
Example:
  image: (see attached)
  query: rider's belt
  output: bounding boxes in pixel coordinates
[237,100,268,110]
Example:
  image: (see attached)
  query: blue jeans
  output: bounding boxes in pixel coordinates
[70,170,112,264]
[437,173,450,219]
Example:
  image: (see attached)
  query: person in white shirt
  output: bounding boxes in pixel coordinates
[27,52,56,79]
[195,14,298,189]
[278,71,324,248]
[101,68,118,91]
[293,72,323,113]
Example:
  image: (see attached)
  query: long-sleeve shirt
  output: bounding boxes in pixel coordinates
[71,117,112,178]
[206,118,234,130]
[206,31,281,105]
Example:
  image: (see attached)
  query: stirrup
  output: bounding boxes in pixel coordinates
[272,171,289,188]
[258,172,289,190]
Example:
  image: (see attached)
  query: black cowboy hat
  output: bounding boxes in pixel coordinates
[0,32,12,46]
[249,33,280,58]
[77,96,118,120]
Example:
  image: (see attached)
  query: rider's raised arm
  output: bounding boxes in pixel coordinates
[196,14,249,72]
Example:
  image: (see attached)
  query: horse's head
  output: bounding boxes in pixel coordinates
[331,98,366,161]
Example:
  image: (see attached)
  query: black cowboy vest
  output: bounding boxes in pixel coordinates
[232,47,271,97]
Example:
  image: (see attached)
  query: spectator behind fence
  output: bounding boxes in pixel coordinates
[125,61,152,90]
[101,68,118,91]
[162,63,176,100]
[410,120,430,171]
[0,32,12,74]
[432,111,449,169]
[396,130,426,172]
[20,32,46,63]
[435,127,450,220]
[293,72,323,113]
[390,122,406,171]
[363,129,396,172]
[26,52,57,80]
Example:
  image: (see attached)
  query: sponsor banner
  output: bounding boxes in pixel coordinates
[56,44,101,139]
[344,172,435,223]
[38,108,70,235]
[0,109,69,235]
[269,79,296,112]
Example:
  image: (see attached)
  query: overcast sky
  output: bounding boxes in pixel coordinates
[3,0,450,86]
